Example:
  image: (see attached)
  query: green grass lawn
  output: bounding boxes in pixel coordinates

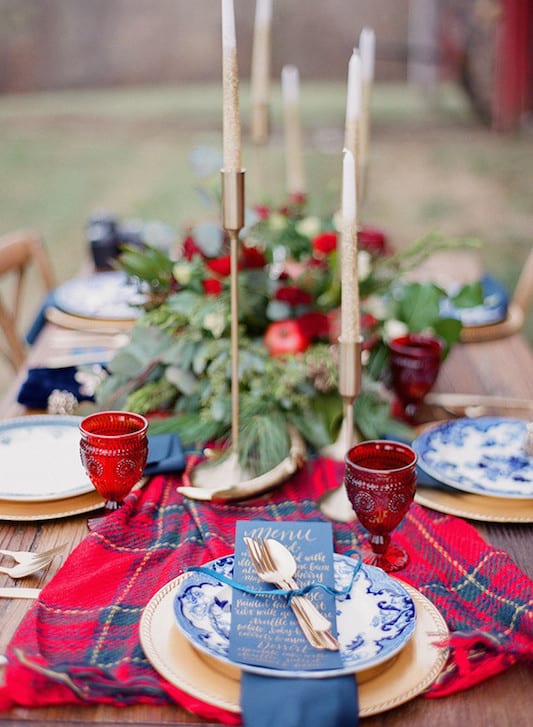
[0,80,531,356]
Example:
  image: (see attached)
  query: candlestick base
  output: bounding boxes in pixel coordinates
[318,408,360,522]
[178,426,306,502]
[318,484,356,523]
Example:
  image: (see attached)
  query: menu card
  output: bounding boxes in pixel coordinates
[229,520,342,671]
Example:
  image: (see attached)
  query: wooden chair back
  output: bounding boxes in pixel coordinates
[0,230,55,369]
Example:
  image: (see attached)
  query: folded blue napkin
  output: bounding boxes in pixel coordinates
[16,366,95,408]
[144,433,185,475]
[241,671,358,727]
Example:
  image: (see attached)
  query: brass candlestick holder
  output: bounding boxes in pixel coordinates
[319,337,362,521]
[189,169,249,490]
[183,171,307,500]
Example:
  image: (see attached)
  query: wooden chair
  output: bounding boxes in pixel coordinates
[0,230,55,369]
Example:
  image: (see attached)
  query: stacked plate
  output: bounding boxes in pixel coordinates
[140,553,449,718]
[413,417,533,522]
[0,416,104,521]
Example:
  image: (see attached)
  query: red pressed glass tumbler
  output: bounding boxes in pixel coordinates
[79,410,148,514]
[344,440,417,572]
[389,334,443,421]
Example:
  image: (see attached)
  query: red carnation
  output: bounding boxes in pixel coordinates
[274,285,313,306]
[203,278,223,295]
[312,231,337,256]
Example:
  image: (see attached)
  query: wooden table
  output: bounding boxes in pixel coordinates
[1,322,532,727]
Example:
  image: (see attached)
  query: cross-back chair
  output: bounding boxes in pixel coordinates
[0,229,55,369]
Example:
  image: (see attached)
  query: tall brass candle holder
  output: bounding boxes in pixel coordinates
[319,337,362,521]
[187,170,250,490]
[180,169,306,502]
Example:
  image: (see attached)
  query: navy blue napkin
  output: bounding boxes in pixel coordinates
[144,433,185,475]
[16,366,95,408]
[241,672,359,727]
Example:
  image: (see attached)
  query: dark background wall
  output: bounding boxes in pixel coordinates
[0,0,409,92]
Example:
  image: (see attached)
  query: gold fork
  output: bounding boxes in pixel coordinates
[244,537,339,650]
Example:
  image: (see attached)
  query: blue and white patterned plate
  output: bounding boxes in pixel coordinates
[413,417,533,499]
[0,415,93,502]
[172,553,416,678]
[440,274,509,327]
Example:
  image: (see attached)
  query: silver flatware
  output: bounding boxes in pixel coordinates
[0,587,41,599]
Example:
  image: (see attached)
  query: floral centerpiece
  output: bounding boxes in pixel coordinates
[96,194,481,476]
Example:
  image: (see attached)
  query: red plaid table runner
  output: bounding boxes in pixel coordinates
[1,457,532,722]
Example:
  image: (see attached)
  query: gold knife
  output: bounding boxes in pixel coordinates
[0,587,41,599]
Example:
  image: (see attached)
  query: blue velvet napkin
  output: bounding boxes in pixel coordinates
[16,366,95,408]
[144,433,185,475]
[241,671,358,727]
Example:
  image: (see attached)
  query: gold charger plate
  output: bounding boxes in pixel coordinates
[0,490,104,521]
[415,487,533,523]
[139,577,449,718]
[45,306,134,333]
[460,302,523,343]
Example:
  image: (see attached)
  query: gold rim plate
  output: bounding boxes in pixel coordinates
[415,487,533,523]
[0,490,104,521]
[45,306,134,333]
[460,302,523,343]
[139,577,449,718]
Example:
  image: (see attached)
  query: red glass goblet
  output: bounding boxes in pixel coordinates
[344,440,417,572]
[79,411,148,516]
[389,334,443,422]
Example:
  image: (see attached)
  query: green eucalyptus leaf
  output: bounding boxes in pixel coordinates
[433,317,462,355]
[450,281,484,309]
[192,222,224,257]
[165,366,198,395]
[397,283,442,331]
[266,300,291,320]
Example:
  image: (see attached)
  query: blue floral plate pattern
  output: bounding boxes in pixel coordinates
[413,417,533,499]
[172,553,416,679]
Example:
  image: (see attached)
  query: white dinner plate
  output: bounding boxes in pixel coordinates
[172,553,416,679]
[53,271,147,321]
[413,417,533,499]
[0,415,93,502]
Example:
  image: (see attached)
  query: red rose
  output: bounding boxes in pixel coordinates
[297,311,330,340]
[358,225,389,254]
[241,246,267,269]
[203,278,223,295]
[312,231,337,256]
[206,255,232,277]
[264,320,310,356]
[274,285,312,306]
